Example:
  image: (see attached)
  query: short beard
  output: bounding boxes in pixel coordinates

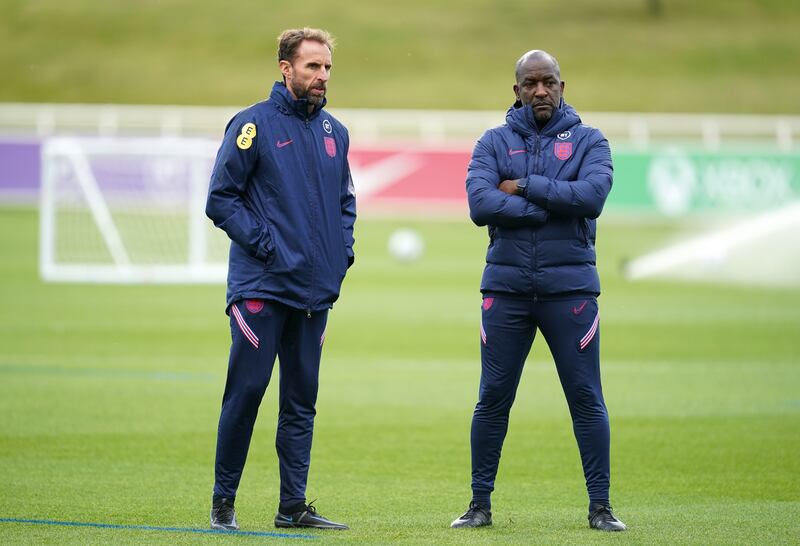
[307,93,325,106]
[533,110,552,125]
[291,81,325,105]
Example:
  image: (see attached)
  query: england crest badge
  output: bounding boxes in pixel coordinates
[324,136,336,158]
[554,142,572,160]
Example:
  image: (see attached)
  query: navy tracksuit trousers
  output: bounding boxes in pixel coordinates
[214,298,328,505]
[471,294,610,507]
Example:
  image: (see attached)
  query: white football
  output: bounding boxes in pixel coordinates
[388,228,424,262]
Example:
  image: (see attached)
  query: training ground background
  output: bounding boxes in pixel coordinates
[1,1,800,544]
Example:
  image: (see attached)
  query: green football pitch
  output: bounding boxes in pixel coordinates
[1,207,798,544]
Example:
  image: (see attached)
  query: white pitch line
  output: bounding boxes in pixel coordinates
[625,201,800,280]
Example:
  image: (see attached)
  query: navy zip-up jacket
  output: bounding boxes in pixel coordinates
[206,81,356,312]
[467,99,612,297]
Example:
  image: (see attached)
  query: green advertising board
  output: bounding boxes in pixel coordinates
[608,147,799,214]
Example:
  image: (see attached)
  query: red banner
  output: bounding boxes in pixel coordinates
[349,145,472,214]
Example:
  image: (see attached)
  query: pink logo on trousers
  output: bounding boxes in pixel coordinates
[245,299,264,313]
[572,300,588,315]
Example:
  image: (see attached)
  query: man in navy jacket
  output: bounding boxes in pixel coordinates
[451,50,626,532]
[205,27,354,531]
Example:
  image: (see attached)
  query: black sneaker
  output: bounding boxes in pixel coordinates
[210,496,239,531]
[274,502,348,530]
[588,503,626,532]
[451,501,492,528]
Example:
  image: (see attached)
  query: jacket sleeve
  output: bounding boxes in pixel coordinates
[522,132,612,219]
[466,132,549,228]
[340,132,356,268]
[205,113,274,261]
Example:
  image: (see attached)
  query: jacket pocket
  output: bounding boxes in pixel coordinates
[338,240,349,273]
[264,222,278,269]
[486,236,525,267]
[578,218,590,247]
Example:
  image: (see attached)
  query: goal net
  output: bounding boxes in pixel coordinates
[40,137,229,283]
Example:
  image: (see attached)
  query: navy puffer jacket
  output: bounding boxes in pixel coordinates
[466,100,612,297]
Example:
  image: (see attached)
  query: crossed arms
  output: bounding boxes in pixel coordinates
[466,133,613,227]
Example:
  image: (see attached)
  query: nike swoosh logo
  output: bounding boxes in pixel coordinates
[508,149,526,156]
[276,139,293,148]
[572,300,588,315]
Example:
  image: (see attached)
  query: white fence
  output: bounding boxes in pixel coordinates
[0,102,797,150]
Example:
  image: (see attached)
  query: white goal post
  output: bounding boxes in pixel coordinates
[39,136,228,283]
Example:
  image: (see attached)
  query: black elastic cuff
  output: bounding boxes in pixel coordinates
[213,494,234,505]
[279,501,306,515]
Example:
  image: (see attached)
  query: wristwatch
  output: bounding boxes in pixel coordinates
[515,179,528,197]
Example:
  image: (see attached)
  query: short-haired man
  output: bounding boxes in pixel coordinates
[206,27,355,531]
[451,50,626,532]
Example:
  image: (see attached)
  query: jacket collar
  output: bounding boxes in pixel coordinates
[506,98,580,137]
[269,81,326,120]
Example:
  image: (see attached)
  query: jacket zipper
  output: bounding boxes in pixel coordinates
[532,134,541,301]
[304,116,316,318]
